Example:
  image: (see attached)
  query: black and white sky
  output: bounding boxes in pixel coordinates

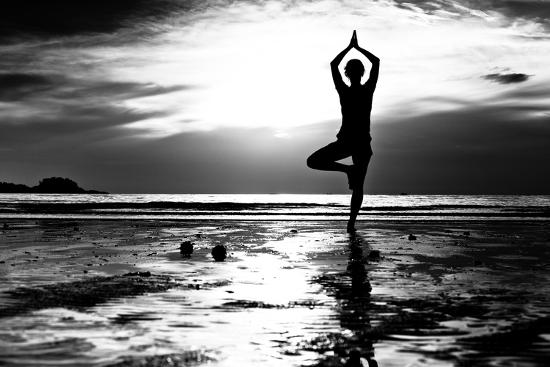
[1,0,549,194]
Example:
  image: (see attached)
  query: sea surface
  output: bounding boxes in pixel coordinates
[0,194,548,221]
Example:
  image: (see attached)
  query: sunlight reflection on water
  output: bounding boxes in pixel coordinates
[0,229,342,366]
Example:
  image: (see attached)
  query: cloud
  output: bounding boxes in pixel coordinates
[0,0,194,42]
[0,104,160,146]
[0,73,192,145]
[0,73,50,89]
[391,0,459,16]
[483,72,530,84]
[369,101,550,194]
[499,82,550,99]
[0,71,191,102]
[0,73,53,101]
[478,0,550,26]
[3,0,550,44]
[391,0,550,30]
[0,0,278,43]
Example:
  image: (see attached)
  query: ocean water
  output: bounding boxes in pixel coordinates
[0,194,548,221]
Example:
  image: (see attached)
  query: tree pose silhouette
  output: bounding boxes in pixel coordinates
[307,30,380,233]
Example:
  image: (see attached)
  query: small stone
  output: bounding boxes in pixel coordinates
[180,241,194,257]
[367,250,381,261]
[211,244,227,262]
[290,229,298,233]
[463,231,470,236]
[408,234,417,241]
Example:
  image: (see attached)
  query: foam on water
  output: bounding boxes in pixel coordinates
[0,194,548,221]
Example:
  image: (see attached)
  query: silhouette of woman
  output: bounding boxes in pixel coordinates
[307,31,380,233]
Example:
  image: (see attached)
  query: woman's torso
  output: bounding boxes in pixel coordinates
[336,84,374,142]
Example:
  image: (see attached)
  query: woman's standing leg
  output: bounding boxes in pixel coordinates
[347,150,372,232]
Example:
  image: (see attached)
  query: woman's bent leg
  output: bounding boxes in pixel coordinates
[307,141,351,173]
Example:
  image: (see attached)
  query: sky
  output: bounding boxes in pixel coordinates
[1,0,549,194]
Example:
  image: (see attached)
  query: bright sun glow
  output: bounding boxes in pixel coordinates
[66,0,550,137]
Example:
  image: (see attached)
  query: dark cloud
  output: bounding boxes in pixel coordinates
[477,0,550,25]
[0,72,190,102]
[0,104,159,146]
[0,73,50,89]
[0,73,191,146]
[370,101,550,194]
[0,73,53,101]
[0,0,202,42]
[391,0,550,30]
[483,72,530,84]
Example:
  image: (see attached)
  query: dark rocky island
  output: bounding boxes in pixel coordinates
[0,177,107,194]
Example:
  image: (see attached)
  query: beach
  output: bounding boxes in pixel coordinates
[1,216,549,366]
[2,0,549,364]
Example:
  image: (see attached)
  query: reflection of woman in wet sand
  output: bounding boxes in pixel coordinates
[307,31,379,233]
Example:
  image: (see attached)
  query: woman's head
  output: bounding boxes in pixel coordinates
[344,59,364,82]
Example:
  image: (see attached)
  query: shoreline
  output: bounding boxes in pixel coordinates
[2,216,549,222]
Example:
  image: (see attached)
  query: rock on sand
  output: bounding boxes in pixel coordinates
[211,245,227,262]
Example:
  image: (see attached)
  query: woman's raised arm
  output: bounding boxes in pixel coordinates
[330,38,353,90]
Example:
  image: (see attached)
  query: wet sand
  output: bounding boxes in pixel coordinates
[0,220,549,366]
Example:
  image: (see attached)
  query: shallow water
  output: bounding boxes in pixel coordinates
[0,220,549,366]
[1,194,549,221]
